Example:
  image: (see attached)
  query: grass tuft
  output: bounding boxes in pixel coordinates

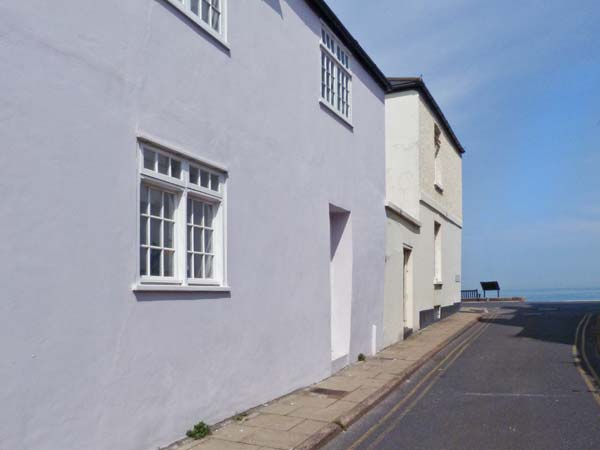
[186,421,211,440]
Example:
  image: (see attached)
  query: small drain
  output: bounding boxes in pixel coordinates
[310,388,348,399]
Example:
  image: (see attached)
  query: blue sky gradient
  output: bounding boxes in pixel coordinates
[326,0,600,290]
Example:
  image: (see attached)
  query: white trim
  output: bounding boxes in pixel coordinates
[221,173,228,287]
[385,201,421,228]
[319,23,353,125]
[136,139,227,290]
[137,132,229,173]
[319,99,353,128]
[420,193,463,228]
[320,20,352,67]
[186,184,222,202]
[164,0,229,49]
[433,221,442,284]
[132,284,231,293]
[140,277,183,285]
[319,42,353,78]
[140,171,186,190]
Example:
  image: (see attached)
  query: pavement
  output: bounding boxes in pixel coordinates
[164,308,484,450]
[321,301,600,450]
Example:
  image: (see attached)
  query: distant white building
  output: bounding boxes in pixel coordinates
[383,78,464,346]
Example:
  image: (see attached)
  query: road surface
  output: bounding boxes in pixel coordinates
[322,302,600,450]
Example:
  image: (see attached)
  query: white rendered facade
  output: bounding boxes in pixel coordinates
[383,86,463,347]
[0,2,388,450]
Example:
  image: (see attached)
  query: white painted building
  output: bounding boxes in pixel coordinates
[0,2,466,449]
[383,78,464,347]
[0,2,391,450]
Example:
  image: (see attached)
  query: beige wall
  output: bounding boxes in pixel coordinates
[384,88,463,346]
[418,98,463,222]
[383,212,419,347]
[420,204,462,312]
[385,91,420,219]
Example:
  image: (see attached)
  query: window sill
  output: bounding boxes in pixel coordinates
[133,284,231,293]
[434,182,444,193]
[434,281,443,287]
[163,0,230,51]
[319,98,353,129]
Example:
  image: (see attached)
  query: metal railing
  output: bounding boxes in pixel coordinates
[461,289,481,300]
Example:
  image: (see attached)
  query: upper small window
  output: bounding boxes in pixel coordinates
[320,27,352,123]
[167,0,225,40]
[434,124,442,149]
[434,222,442,284]
[434,124,443,191]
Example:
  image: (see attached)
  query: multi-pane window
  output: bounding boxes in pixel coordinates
[320,27,352,121]
[139,143,226,287]
[434,222,442,283]
[144,147,182,179]
[168,0,225,37]
[187,199,215,280]
[189,164,220,193]
[434,124,443,190]
[140,185,176,278]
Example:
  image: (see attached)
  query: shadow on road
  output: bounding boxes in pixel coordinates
[476,302,600,392]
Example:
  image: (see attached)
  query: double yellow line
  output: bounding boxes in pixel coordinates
[573,313,600,407]
[347,313,496,450]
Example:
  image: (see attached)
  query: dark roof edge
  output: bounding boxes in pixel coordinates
[388,77,465,154]
[307,0,390,92]
[306,2,465,154]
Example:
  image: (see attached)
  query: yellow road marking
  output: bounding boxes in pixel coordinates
[364,320,492,450]
[576,313,600,407]
[572,313,587,361]
[347,314,495,450]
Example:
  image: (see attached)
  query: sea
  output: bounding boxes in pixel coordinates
[499,287,600,303]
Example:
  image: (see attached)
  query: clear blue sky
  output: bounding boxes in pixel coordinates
[327,0,600,290]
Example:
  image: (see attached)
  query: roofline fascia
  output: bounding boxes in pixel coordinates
[388,79,466,154]
[306,0,391,92]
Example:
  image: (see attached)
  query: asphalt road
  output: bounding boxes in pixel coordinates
[323,302,600,450]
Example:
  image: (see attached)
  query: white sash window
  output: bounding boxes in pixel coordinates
[167,0,227,44]
[138,141,226,289]
[320,26,352,123]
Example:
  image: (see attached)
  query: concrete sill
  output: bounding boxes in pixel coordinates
[162,0,231,52]
[318,98,354,129]
[434,182,444,193]
[132,284,231,293]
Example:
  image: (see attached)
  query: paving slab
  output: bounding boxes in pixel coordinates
[195,438,261,450]
[289,400,358,422]
[313,376,365,392]
[277,394,338,409]
[342,386,379,403]
[211,423,257,442]
[239,428,309,449]
[163,308,483,450]
[289,420,330,435]
[243,414,305,431]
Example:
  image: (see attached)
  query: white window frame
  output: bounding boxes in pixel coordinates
[434,124,444,192]
[166,0,228,47]
[434,221,442,285]
[319,24,353,126]
[134,140,228,292]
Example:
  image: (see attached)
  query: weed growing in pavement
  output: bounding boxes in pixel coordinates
[186,421,211,440]
[235,412,248,422]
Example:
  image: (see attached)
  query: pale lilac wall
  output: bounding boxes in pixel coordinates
[0,1,386,450]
